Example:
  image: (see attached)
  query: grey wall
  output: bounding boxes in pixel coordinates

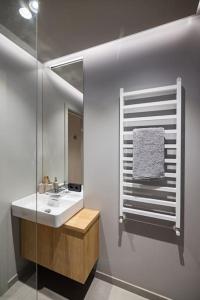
[0,34,37,294]
[84,16,200,300]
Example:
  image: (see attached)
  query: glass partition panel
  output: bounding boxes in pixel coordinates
[0,0,38,298]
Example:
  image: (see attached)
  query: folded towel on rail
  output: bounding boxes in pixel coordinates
[132,127,165,180]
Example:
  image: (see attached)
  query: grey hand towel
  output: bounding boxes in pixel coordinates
[132,127,165,180]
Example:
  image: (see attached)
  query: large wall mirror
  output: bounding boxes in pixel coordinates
[41,59,83,190]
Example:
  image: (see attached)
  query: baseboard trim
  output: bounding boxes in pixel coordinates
[7,262,36,290]
[8,274,18,289]
[95,271,172,300]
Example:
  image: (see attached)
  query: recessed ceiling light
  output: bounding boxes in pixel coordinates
[29,0,39,14]
[19,7,32,19]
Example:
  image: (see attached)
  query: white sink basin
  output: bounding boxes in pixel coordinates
[12,190,83,228]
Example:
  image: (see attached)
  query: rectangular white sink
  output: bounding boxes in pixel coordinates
[12,190,83,228]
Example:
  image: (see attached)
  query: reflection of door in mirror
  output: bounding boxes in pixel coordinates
[68,111,83,185]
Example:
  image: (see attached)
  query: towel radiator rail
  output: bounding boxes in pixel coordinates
[119,78,182,236]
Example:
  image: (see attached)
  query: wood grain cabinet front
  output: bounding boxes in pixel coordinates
[21,209,100,284]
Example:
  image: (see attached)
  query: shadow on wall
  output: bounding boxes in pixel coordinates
[119,89,185,266]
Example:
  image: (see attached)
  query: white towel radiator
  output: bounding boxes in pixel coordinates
[119,78,182,236]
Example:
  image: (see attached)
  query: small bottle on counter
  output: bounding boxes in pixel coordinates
[38,183,45,194]
[53,177,59,193]
[44,183,53,192]
[43,175,53,192]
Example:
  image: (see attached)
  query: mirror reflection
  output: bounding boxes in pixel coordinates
[40,60,83,193]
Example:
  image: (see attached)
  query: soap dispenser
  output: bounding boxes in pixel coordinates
[53,177,59,193]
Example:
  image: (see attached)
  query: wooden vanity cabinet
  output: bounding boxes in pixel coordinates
[21,209,100,284]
